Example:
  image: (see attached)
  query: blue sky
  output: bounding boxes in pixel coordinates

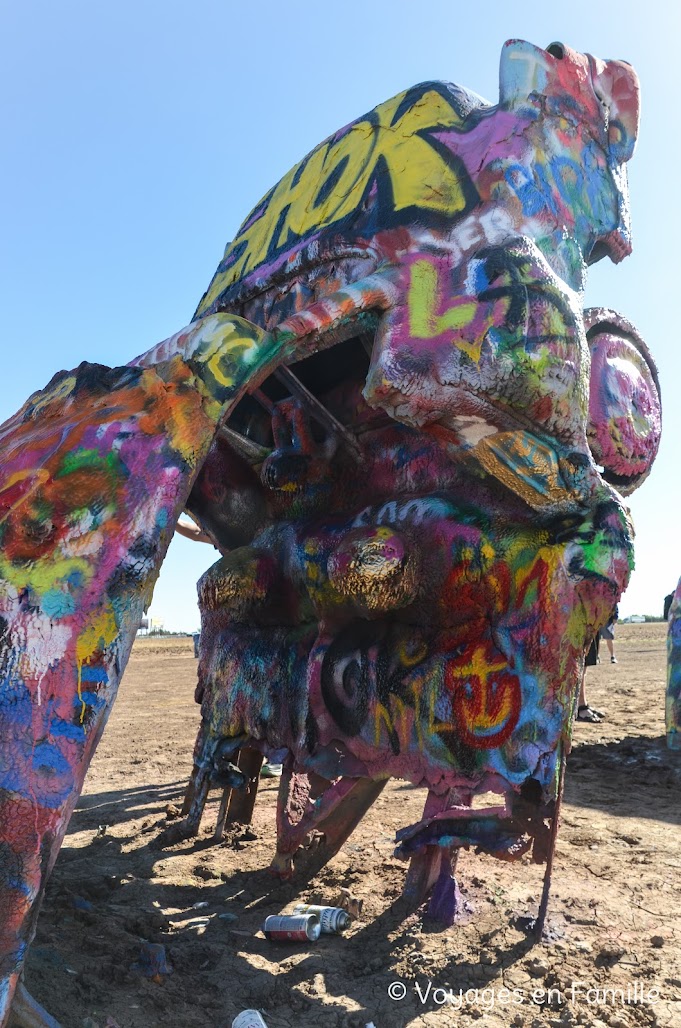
[2,0,679,629]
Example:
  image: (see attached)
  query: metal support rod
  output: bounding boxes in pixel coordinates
[535,746,568,939]
[251,387,276,415]
[274,365,362,461]
[214,787,231,841]
[218,423,271,463]
[359,333,374,358]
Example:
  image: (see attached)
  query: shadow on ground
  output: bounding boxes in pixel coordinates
[565,733,681,825]
[28,778,547,1028]
[74,780,189,831]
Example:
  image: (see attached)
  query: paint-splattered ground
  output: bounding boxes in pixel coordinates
[25,624,681,1028]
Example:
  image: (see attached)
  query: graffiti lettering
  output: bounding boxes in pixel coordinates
[198,85,479,308]
[353,497,455,529]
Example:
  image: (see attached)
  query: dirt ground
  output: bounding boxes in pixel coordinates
[25,623,681,1028]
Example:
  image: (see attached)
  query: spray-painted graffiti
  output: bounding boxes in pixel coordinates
[0,39,660,1025]
[196,42,639,313]
[183,41,658,928]
[0,315,292,1024]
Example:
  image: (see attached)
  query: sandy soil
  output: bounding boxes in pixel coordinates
[24,624,681,1028]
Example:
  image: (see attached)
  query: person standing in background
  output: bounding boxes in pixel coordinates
[601,605,619,663]
[664,592,675,621]
[577,634,605,722]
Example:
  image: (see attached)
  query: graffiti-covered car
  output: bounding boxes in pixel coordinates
[0,39,660,1026]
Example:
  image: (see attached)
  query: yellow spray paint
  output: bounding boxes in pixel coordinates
[198,87,474,309]
[75,606,118,722]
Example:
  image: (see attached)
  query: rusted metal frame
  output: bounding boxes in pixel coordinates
[224,747,264,825]
[217,423,271,463]
[534,745,568,939]
[274,364,363,461]
[250,387,276,415]
[275,773,361,857]
[403,788,457,909]
[290,776,388,880]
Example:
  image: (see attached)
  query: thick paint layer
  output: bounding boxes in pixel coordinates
[183,42,656,888]
[0,38,659,1024]
[0,316,290,1022]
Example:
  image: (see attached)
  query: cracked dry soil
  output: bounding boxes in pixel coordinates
[24,623,681,1028]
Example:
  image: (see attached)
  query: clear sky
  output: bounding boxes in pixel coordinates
[2,0,679,630]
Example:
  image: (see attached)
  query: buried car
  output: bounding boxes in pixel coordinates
[0,38,660,1027]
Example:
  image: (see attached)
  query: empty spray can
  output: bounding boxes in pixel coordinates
[263,913,321,942]
[293,903,351,933]
[232,1012,269,1028]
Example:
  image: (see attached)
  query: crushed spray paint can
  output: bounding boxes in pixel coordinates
[263,913,321,942]
[232,1011,269,1028]
[293,903,351,933]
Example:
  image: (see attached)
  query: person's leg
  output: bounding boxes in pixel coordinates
[577,639,605,722]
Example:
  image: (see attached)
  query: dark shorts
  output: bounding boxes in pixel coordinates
[601,622,615,641]
[585,635,600,666]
